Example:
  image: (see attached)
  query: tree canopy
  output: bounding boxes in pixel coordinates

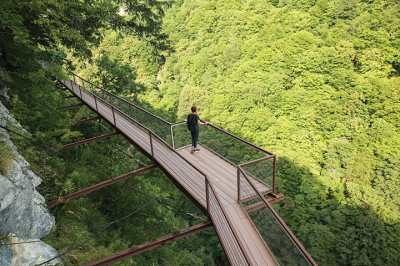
[2,0,400,265]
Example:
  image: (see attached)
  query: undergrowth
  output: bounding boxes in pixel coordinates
[0,142,15,175]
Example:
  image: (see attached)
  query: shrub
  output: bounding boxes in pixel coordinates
[0,143,15,175]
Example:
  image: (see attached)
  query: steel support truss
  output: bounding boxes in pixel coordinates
[84,221,213,266]
[58,102,85,109]
[76,116,100,124]
[62,132,119,149]
[46,164,158,208]
[244,193,284,213]
[62,95,77,99]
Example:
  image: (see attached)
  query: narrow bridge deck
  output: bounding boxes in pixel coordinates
[178,147,276,265]
[61,80,278,265]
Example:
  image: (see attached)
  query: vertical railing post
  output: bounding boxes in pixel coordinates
[109,94,112,105]
[273,156,277,194]
[94,96,98,112]
[237,167,241,202]
[206,178,210,214]
[171,125,175,150]
[129,104,133,118]
[79,85,83,98]
[112,106,116,126]
[149,132,154,163]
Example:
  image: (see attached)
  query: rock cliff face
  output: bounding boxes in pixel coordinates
[0,93,61,265]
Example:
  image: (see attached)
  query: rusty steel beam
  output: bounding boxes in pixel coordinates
[62,95,77,99]
[84,221,213,266]
[76,116,100,124]
[244,193,284,213]
[61,132,119,149]
[58,103,84,109]
[268,193,284,204]
[46,164,158,208]
[240,189,274,204]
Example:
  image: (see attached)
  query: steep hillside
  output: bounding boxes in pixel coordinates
[0,94,61,265]
[152,0,400,265]
[2,0,400,265]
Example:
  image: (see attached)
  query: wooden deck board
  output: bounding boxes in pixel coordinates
[227,204,277,266]
[62,81,277,266]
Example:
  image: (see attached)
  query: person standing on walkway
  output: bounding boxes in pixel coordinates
[186,105,207,154]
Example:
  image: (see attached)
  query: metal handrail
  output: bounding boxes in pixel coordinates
[238,166,318,266]
[174,118,275,156]
[238,154,277,194]
[64,78,253,266]
[68,70,274,154]
[70,71,171,126]
[64,71,318,266]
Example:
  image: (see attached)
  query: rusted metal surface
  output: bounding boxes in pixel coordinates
[238,155,276,198]
[239,189,275,204]
[76,116,100,124]
[268,194,284,204]
[239,155,276,167]
[244,194,284,213]
[84,221,213,266]
[58,103,84,109]
[66,71,278,197]
[66,72,171,125]
[46,164,157,208]
[61,132,119,149]
[62,79,254,266]
[147,129,251,265]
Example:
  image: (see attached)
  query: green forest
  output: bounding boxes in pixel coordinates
[1,0,400,265]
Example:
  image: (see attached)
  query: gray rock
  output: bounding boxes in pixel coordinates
[8,236,62,265]
[0,99,62,265]
[0,86,10,101]
[0,244,13,266]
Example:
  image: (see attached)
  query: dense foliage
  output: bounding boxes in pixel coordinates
[1,0,222,265]
[150,0,400,265]
[1,0,400,265]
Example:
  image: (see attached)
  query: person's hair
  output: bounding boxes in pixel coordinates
[191,105,197,113]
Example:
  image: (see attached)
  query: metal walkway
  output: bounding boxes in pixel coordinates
[60,75,317,266]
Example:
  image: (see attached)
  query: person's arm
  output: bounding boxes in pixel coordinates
[198,119,207,125]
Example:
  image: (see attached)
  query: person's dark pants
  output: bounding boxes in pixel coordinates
[191,129,199,149]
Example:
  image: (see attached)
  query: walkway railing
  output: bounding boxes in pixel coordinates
[172,121,276,194]
[67,71,318,266]
[64,76,252,266]
[238,166,317,266]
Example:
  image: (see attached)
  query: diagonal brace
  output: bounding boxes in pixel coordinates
[62,132,119,149]
[58,103,84,109]
[84,221,213,266]
[244,193,284,213]
[46,164,158,208]
[76,116,100,124]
